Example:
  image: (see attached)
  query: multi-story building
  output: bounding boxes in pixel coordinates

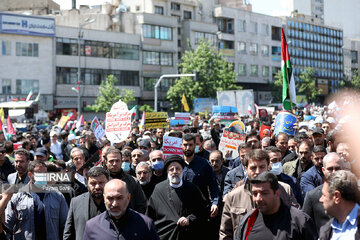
[290,0,324,22]
[283,13,344,96]
[0,12,56,111]
[214,5,283,104]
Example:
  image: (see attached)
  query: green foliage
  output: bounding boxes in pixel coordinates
[88,75,135,112]
[167,39,241,111]
[297,67,322,103]
[270,70,283,103]
[340,70,360,89]
[139,104,154,112]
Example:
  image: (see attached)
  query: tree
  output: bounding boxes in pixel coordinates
[297,67,322,103]
[88,75,135,112]
[269,70,283,103]
[139,104,154,112]
[167,39,241,111]
[340,70,360,89]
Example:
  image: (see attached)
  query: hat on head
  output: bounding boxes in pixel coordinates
[35,147,48,157]
[144,131,151,135]
[139,139,151,149]
[312,127,324,135]
[68,134,77,141]
[182,125,190,132]
[50,131,57,137]
[164,155,185,171]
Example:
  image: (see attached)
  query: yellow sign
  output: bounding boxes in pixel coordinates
[145,112,169,129]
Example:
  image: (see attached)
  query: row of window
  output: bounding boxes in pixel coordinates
[288,39,343,53]
[143,24,172,40]
[293,68,342,79]
[287,20,342,38]
[2,41,39,57]
[56,67,139,86]
[288,30,343,46]
[237,42,280,57]
[143,77,175,91]
[1,79,39,94]
[290,49,343,62]
[56,38,139,60]
[292,58,343,70]
[238,20,270,36]
[238,64,271,77]
[142,51,173,66]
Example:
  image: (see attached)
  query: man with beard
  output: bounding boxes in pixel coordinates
[181,134,220,222]
[0,144,15,183]
[136,162,155,199]
[300,145,327,196]
[235,172,317,240]
[80,131,99,159]
[104,146,147,213]
[83,179,159,240]
[275,132,291,160]
[63,167,110,240]
[220,149,299,240]
[146,155,208,239]
[282,141,314,184]
[7,149,30,184]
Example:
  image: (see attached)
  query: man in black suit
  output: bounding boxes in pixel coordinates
[63,167,110,240]
[302,152,344,233]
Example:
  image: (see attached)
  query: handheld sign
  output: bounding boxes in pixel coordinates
[105,100,131,143]
[145,112,168,129]
[162,136,183,159]
[91,116,105,143]
[218,120,246,159]
[274,112,297,136]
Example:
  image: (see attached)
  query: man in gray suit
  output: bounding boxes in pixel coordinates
[63,166,110,240]
[7,149,30,184]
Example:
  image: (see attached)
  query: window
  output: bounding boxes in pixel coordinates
[262,66,269,77]
[16,80,39,94]
[2,79,11,94]
[249,43,258,55]
[261,24,269,36]
[184,11,192,20]
[2,41,11,56]
[261,45,269,56]
[238,41,246,54]
[220,40,234,49]
[250,65,258,76]
[238,64,246,76]
[15,42,38,57]
[143,51,173,66]
[271,26,281,41]
[271,46,281,61]
[250,21,257,34]
[56,67,139,86]
[143,25,172,40]
[351,50,358,64]
[171,2,180,11]
[238,20,246,32]
[144,78,157,91]
[136,6,140,11]
[155,6,164,15]
[194,32,216,46]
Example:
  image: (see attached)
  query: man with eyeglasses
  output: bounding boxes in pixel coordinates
[302,152,344,233]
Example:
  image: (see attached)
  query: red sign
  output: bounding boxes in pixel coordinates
[61,109,77,120]
[85,45,91,56]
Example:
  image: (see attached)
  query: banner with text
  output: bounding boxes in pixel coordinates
[145,112,168,129]
[105,100,131,143]
[91,116,105,143]
[162,136,183,159]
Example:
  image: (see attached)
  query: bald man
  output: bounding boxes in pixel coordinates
[83,179,159,240]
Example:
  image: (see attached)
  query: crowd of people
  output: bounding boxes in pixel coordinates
[0,99,358,240]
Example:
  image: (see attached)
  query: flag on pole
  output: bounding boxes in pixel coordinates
[6,116,15,140]
[281,28,297,111]
[34,92,41,102]
[140,111,145,128]
[0,108,4,124]
[181,93,190,112]
[130,106,137,119]
[26,89,34,101]
[247,104,253,116]
[76,114,84,129]
[0,118,7,139]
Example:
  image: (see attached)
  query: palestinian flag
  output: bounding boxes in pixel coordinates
[6,116,15,140]
[281,28,296,111]
[26,89,33,101]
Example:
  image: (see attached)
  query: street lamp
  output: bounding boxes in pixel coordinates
[77,18,95,120]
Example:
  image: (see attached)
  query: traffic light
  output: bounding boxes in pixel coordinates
[194,70,199,81]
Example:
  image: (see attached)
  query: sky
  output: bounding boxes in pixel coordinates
[54,0,292,16]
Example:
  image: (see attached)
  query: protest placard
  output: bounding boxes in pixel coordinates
[274,111,297,136]
[105,100,131,143]
[170,119,185,130]
[91,116,105,143]
[162,136,183,159]
[218,121,246,159]
[174,112,191,124]
[145,112,168,129]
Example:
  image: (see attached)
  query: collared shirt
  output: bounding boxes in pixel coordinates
[331,203,359,240]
